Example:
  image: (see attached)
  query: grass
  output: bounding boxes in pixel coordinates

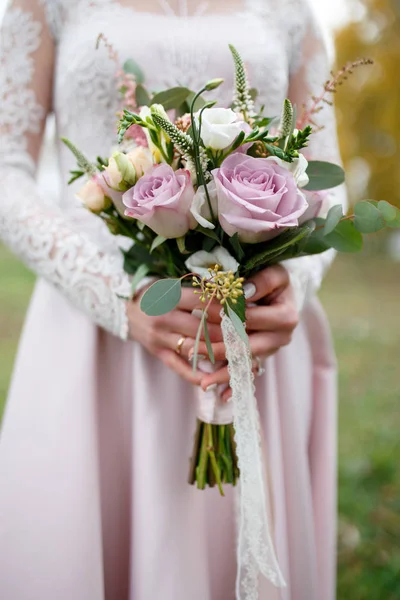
[0,244,399,597]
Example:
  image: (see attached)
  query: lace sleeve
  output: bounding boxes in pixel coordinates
[282,0,348,310]
[0,0,131,339]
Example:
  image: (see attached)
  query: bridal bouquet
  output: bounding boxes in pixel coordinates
[64,44,397,590]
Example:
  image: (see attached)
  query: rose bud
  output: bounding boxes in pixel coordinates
[104,151,137,191]
[76,178,111,213]
[126,147,154,177]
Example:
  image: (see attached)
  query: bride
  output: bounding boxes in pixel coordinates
[0,1,346,599]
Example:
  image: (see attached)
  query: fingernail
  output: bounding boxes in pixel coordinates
[189,353,207,363]
[192,309,208,320]
[205,383,218,392]
[243,283,256,300]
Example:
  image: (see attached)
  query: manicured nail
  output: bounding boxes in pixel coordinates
[243,283,256,300]
[192,309,207,320]
[188,352,206,363]
[205,383,218,392]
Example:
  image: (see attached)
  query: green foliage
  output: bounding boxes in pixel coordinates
[150,235,167,253]
[278,98,294,139]
[135,84,151,107]
[61,138,96,177]
[325,219,364,252]
[324,204,344,235]
[354,201,386,233]
[151,87,191,110]
[140,279,182,316]
[123,58,145,84]
[304,161,346,191]
[226,303,249,345]
[130,264,150,296]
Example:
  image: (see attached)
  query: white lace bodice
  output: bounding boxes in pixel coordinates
[0,0,347,338]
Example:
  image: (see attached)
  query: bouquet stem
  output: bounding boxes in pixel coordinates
[188,419,239,496]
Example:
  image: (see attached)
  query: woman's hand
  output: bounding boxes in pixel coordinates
[201,265,299,392]
[126,287,223,386]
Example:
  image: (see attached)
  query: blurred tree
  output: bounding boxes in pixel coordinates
[334,0,400,206]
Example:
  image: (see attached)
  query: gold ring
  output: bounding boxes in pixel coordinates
[175,336,186,356]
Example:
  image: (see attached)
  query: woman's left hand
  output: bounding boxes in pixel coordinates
[200,265,299,393]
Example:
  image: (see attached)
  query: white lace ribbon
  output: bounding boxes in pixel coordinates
[220,312,286,598]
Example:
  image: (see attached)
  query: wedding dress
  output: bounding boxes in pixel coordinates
[0,1,346,599]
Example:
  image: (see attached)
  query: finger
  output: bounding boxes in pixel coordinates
[158,310,223,342]
[159,349,204,386]
[201,355,265,391]
[221,388,232,403]
[245,303,299,333]
[248,331,292,357]
[243,264,289,304]
[178,289,222,324]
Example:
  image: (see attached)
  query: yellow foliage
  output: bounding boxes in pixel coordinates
[334,0,400,206]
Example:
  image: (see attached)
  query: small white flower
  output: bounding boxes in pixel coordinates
[267,153,310,188]
[196,108,243,151]
[190,180,218,230]
[185,247,240,280]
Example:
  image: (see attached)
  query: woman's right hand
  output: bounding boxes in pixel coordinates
[126,288,224,386]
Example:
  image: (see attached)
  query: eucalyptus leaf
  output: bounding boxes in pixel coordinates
[324,204,343,236]
[150,235,166,253]
[140,279,182,316]
[378,200,398,223]
[203,320,215,365]
[192,311,206,372]
[123,58,145,84]
[325,219,363,252]
[151,87,191,110]
[227,304,249,346]
[304,161,345,191]
[354,201,385,233]
[135,84,151,107]
[130,264,150,296]
[227,295,246,323]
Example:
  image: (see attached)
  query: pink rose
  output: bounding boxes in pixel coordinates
[299,190,328,224]
[212,153,308,243]
[123,164,196,238]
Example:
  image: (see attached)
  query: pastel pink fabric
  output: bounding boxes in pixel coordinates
[0,280,337,600]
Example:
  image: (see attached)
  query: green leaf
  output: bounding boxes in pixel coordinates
[177,236,188,254]
[378,200,398,223]
[354,201,385,233]
[203,320,215,365]
[140,279,182,316]
[135,84,151,107]
[243,223,314,274]
[227,294,246,323]
[150,235,166,253]
[324,204,343,235]
[151,87,191,110]
[130,264,150,296]
[195,225,221,244]
[229,233,245,261]
[123,58,145,84]
[302,219,331,254]
[192,311,207,372]
[226,304,249,346]
[304,161,345,191]
[325,219,363,252]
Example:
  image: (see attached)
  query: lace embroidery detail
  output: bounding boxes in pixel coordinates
[0,3,130,338]
[0,169,131,338]
[0,7,43,172]
[221,313,286,596]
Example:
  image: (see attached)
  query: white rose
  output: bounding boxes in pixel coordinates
[190,180,218,230]
[266,153,309,188]
[196,108,243,150]
[127,147,154,177]
[185,247,240,280]
[76,178,110,213]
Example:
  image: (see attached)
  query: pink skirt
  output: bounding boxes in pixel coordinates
[0,278,337,600]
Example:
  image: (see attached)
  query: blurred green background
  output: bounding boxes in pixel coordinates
[1,0,400,597]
